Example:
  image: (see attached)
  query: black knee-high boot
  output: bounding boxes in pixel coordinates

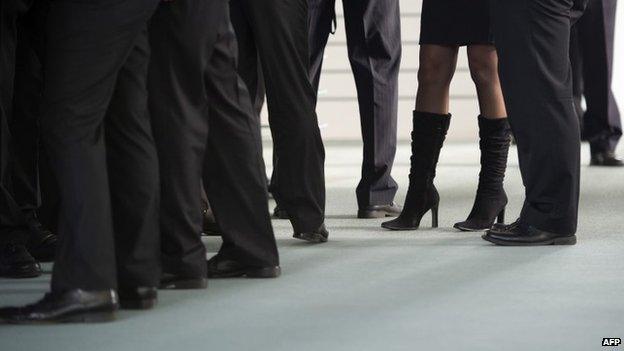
[454,116,510,231]
[382,111,451,231]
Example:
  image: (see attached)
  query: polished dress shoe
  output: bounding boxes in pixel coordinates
[118,287,157,310]
[272,205,289,219]
[26,225,57,263]
[293,223,329,243]
[590,151,624,167]
[357,203,402,219]
[0,289,118,324]
[490,218,519,232]
[0,244,42,278]
[202,208,221,236]
[482,222,576,246]
[206,255,281,278]
[159,273,208,290]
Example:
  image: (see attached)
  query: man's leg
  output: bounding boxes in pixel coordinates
[0,1,42,280]
[343,0,401,211]
[106,29,160,294]
[490,0,580,237]
[229,1,265,117]
[10,0,57,263]
[229,0,273,201]
[43,0,158,294]
[203,13,279,274]
[9,0,44,222]
[0,0,26,244]
[148,0,222,287]
[0,0,159,323]
[242,0,326,236]
[569,24,585,133]
[307,0,335,94]
[577,0,622,163]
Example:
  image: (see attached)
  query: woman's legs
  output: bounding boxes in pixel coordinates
[382,45,457,230]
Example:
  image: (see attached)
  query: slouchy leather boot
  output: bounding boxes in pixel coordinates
[454,116,511,231]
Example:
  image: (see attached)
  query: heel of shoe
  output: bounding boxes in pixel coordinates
[160,277,208,290]
[246,266,282,278]
[497,208,505,224]
[120,298,157,310]
[431,205,439,228]
[553,235,577,245]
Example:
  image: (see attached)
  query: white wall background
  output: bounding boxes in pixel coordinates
[262,0,624,142]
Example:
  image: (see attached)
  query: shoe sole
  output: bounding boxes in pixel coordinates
[7,311,117,325]
[590,162,624,167]
[293,233,328,243]
[208,266,281,279]
[120,298,157,310]
[380,223,420,231]
[453,224,489,232]
[159,278,208,290]
[482,234,577,246]
[0,272,42,279]
[0,267,43,279]
[357,210,400,219]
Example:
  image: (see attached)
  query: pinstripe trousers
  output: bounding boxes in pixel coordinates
[570,0,621,154]
[308,0,401,209]
[230,0,326,234]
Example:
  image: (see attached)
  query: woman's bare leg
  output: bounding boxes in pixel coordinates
[415,45,460,114]
[467,45,507,119]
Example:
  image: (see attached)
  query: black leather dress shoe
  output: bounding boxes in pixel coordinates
[202,208,221,236]
[26,225,57,263]
[590,151,624,167]
[0,289,118,324]
[357,203,402,219]
[206,255,281,278]
[118,287,157,310]
[272,205,289,219]
[159,273,208,290]
[483,223,576,246]
[490,218,520,232]
[293,223,329,243]
[0,244,42,279]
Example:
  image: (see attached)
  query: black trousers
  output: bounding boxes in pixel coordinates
[0,0,45,244]
[308,0,401,208]
[149,0,279,278]
[492,0,581,235]
[570,0,621,154]
[43,0,160,292]
[230,0,326,233]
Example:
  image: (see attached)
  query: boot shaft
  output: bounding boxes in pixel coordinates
[476,116,511,196]
[409,111,451,180]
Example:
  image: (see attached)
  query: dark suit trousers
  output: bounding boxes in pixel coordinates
[492,0,581,235]
[308,0,401,208]
[571,0,621,153]
[148,0,279,277]
[230,0,326,233]
[0,0,45,244]
[42,0,160,292]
